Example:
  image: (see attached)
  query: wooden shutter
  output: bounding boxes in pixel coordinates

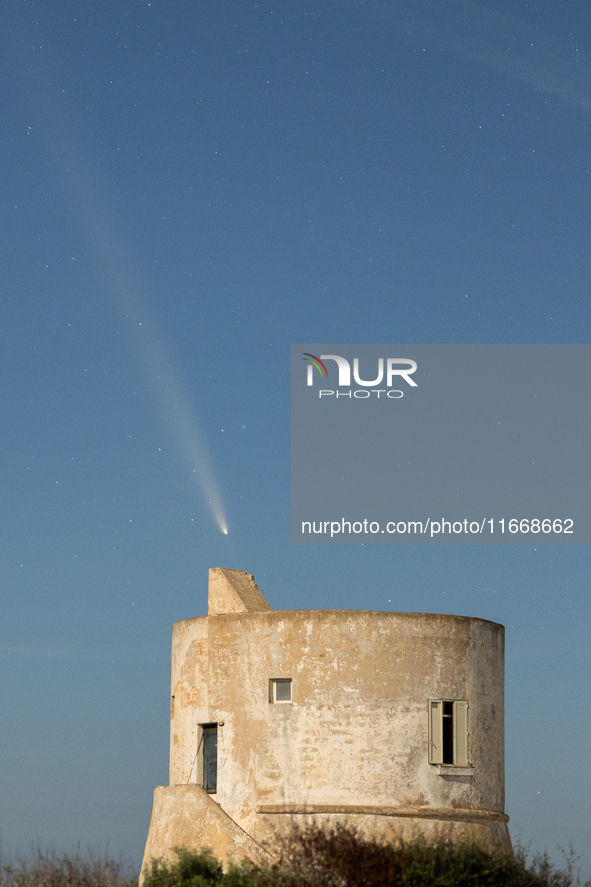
[453,701,468,766]
[428,700,443,764]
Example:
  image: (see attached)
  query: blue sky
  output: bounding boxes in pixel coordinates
[1,0,590,878]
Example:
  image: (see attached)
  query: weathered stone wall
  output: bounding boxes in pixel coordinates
[142,569,510,876]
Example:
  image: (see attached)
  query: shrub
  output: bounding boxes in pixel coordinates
[0,848,136,887]
[143,825,591,887]
[15,828,585,887]
[143,848,223,887]
[275,823,591,887]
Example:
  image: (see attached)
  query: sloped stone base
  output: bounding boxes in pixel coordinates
[140,786,274,881]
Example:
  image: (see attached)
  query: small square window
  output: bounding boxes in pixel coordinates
[270,678,292,703]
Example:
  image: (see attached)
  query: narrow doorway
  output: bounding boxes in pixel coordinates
[202,725,218,793]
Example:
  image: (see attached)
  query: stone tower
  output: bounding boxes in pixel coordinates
[141,568,510,872]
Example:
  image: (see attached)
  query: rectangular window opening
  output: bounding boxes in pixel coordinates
[442,701,454,764]
[270,678,292,703]
[428,700,468,767]
[202,724,218,793]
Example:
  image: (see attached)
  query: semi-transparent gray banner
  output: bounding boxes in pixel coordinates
[291,345,591,544]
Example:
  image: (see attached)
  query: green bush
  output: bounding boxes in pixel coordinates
[3,827,587,887]
[142,825,591,887]
[143,848,223,887]
[269,823,591,887]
